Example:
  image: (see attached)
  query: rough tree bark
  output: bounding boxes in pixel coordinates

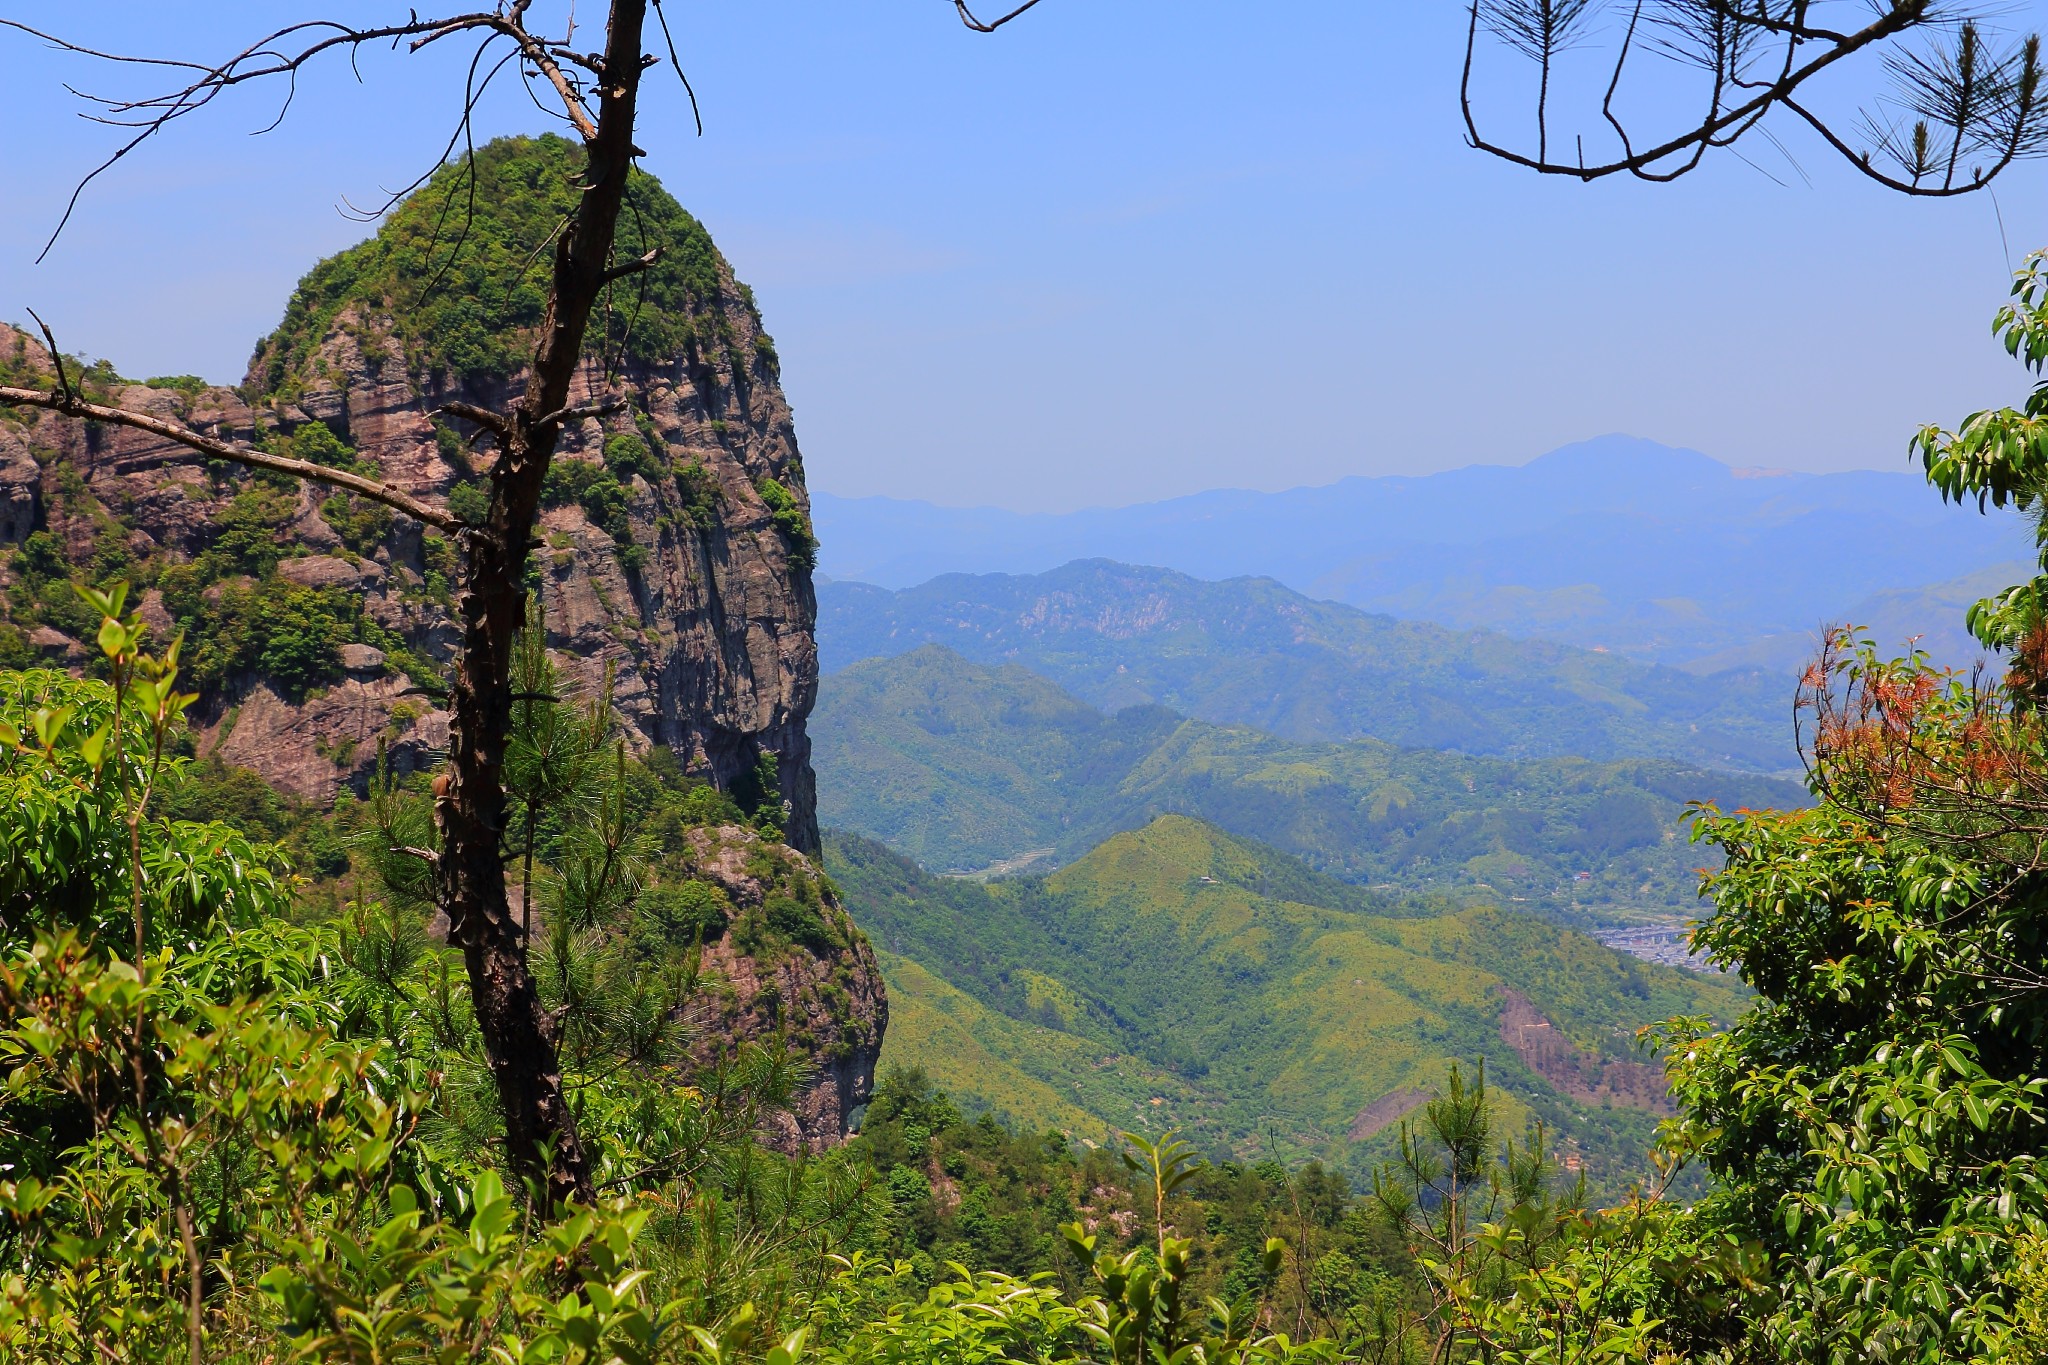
[438,0,649,1209]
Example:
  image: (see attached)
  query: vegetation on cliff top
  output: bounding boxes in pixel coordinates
[249,134,731,395]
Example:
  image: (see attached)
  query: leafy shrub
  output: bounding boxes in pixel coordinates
[13,530,68,583]
[604,430,663,484]
[445,478,491,525]
[6,532,99,644]
[199,485,301,579]
[266,419,364,473]
[431,417,466,464]
[673,459,722,531]
[543,457,645,568]
[319,490,393,554]
[763,891,844,956]
[544,459,625,529]
[639,878,731,947]
[0,624,36,671]
[756,476,816,572]
[159,568,384,698]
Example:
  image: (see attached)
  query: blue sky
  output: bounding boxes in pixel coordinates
[6,1,2048,511]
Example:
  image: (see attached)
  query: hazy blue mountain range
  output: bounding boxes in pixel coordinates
[1675,559,2023,676]
[812,643,1806,924]
[817,559,1798,771]
[813,435,2030,665]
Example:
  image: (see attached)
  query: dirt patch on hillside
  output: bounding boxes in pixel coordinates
[1349,1087,1431,1140]
[1497,989,1670,1114]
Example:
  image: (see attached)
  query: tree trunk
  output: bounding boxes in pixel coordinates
[438,0,649,1209]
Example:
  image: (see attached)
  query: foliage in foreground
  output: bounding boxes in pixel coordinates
[0,592,1436,1362]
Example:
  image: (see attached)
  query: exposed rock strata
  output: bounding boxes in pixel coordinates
[0,272,819,851]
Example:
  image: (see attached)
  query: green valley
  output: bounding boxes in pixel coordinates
[814,642,1807,927]
[826,815,1749,1195]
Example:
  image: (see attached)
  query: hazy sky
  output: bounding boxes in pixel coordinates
[6,2,2048,511]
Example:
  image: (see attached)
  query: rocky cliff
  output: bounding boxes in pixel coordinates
[677,823,889,1149]
[0,135,820,850]
[0,134,878,1141]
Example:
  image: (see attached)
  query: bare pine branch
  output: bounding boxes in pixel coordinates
[1463,0,2048,194]
[0,384,462,531]
[952,0,1048,34]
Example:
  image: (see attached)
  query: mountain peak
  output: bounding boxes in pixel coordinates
[251,134,729,398]
[1051,815,1383,916]
[1518,434,1729,486]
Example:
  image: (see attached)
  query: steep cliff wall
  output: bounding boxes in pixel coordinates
[0,134,875,1139]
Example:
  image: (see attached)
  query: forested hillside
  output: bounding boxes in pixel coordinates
[827,816,1748,1194]
[819,559,1796,771]
[815,643,1805,925]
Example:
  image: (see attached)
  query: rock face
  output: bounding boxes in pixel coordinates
[678,824,889,1150]
[0,138,877,1143]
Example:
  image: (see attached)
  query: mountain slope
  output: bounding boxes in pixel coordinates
[818,560,1798,771]
[813,435,2029,664]
[0,136,880,1141]
[829,817,1749,1191]
[812,644,1806,925]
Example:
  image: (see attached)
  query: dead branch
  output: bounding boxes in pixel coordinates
[1463,0,2046,194]
[438,400,516,444]
[952,0,1048,33]
[0,383,462,531]
[534,397,629,431]
[414,8,599,139]
[600,247,663,284]
[0,6,610,260]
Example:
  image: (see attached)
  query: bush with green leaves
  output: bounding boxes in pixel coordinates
[756,478,816,573]
[318,490,393,556]
[607,430,665,484]
[0,592,850,1361]
[157,569,388,699]
[674,459,723,532]
[7,530,103,646]
[195,484,301,579]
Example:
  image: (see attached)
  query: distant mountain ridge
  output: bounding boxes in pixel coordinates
[812,644,1806,925]
[817,559,1797,771]
[814,435,2029,665]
